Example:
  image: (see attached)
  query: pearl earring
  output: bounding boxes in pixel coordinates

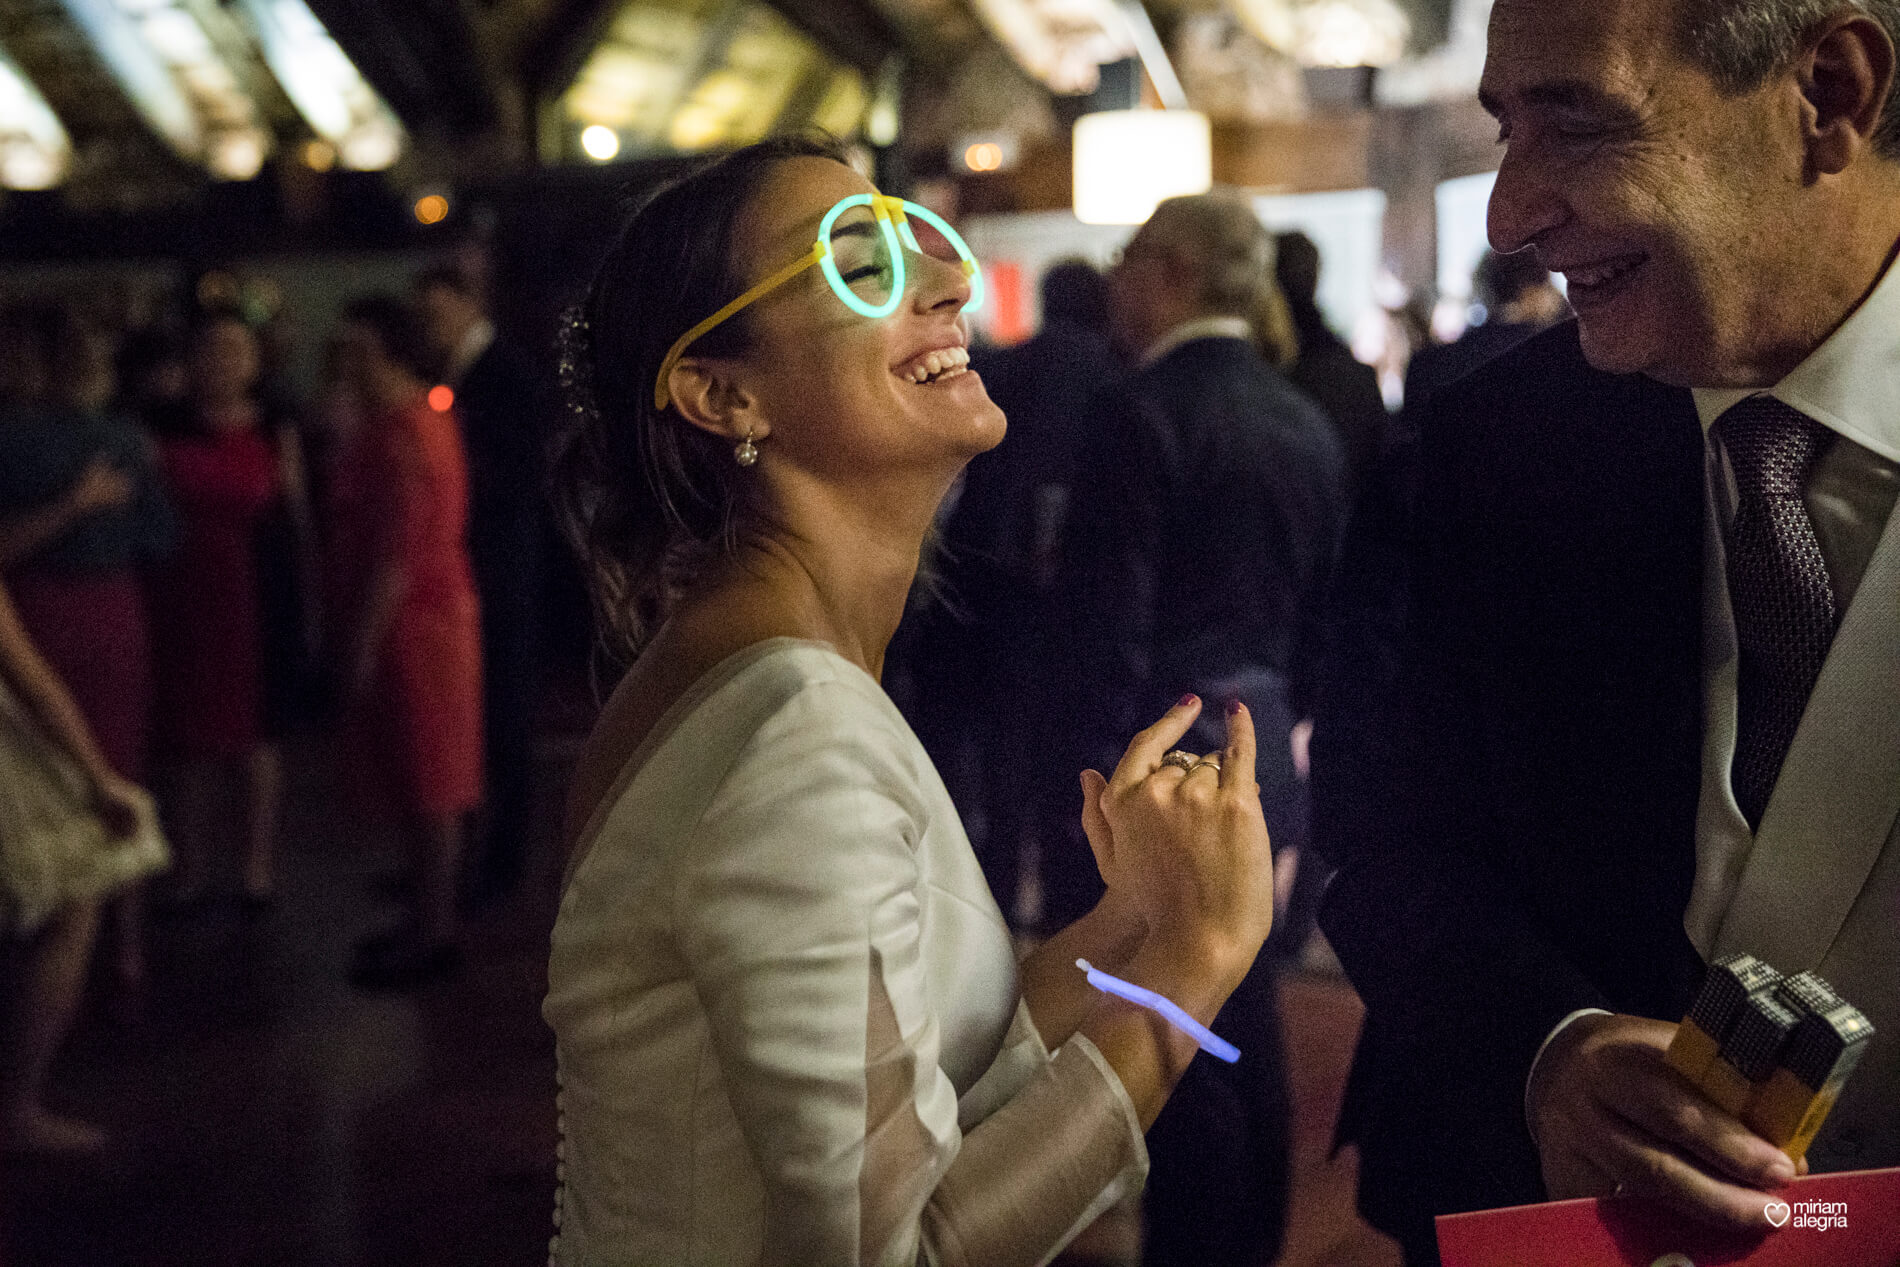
[734,429,758,468]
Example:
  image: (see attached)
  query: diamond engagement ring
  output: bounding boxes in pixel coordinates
[1160,750,1198,773]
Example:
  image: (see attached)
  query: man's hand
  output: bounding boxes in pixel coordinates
[1529,1013,1796,1229]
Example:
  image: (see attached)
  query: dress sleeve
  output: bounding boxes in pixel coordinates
[676,679,1146,1267]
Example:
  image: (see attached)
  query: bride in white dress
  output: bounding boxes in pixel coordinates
[546,135,1277,1267]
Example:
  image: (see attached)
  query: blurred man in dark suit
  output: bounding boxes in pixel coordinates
[1322,1,1900,1261]
[416,267,550,904]
[909,260,1122,930]
[1276,230,1388,501]
[1067,190,1347,1267]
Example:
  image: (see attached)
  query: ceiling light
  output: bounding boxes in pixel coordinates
[1073,109,1211,225]
[968,0,1135,94]
[59,0,273,178]
[1230,0,1410,68]
[579,124,620,161]
[233,0,405,172]
[0,46,71,190]
[414,193,449,224]
[209,131,264,180]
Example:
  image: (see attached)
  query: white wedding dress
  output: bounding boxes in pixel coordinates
[545,639,1147,1266]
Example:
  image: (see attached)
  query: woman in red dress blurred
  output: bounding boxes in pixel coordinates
[147,312,301,908]
[328,296,482,990]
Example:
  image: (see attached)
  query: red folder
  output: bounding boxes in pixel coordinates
[1437,1167,1900,1266]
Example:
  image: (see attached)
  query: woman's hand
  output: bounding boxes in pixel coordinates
[1079,696,1274,979]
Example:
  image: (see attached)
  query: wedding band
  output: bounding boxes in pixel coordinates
[1160,751,1197,773]
[1189,759,1221,774]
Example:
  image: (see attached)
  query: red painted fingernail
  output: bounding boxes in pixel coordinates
[1179,694,1199,708]
[1226,699,1243,715]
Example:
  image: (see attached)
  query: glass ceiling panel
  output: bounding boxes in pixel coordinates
[667,6,813,150]
[0,39,69,188]
[56,0,273,178]
[231,0,404,171]
[558,0,864,161]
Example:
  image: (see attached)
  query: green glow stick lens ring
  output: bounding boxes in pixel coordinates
[817,194,906,319]
[900,201,985,315]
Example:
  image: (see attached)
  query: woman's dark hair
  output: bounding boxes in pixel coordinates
[555,133,850,665]
[343,294,437,383]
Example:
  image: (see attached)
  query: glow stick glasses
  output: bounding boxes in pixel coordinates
[652,191,985,410]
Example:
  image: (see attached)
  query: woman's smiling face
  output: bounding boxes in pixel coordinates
[708,157,1004,484]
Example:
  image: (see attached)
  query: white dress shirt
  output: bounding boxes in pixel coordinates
[1685,254,1900,947]
[1529,248,1900,1133]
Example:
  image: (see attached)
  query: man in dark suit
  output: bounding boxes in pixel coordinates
[416,267,551,903]
[1276,230,1389,502]
[1067,190,1347,1266]
[905,260,1122,930]
[1320,1,1900,1262]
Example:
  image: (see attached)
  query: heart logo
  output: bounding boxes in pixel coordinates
[1763,1200,1792,1228]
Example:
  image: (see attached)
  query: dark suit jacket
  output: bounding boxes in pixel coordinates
[1319,322,1710,1260]
[456,337,550,562]
[1064,335,1347,744]
[1402,319,1544,414]
[1287,322,1387,497]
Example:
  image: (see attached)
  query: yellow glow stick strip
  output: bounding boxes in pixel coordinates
[652,242,827,410]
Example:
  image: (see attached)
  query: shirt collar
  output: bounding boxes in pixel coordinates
[443,319,495,388]
[1140,316,1253,369]
[1692,247,1900,464]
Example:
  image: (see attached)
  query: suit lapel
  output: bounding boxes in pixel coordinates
[1714,494,1900,966]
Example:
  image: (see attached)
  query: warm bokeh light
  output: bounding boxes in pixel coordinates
[196,271,241,308]
[579,125,620,161]
[429,385,455,412]
[963,142,1003,173]
[301,138,337,171]
[414,194,450,225]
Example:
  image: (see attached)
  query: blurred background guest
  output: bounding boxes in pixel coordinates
[114,326,189,424]
[1402,247,1566,413]
[146,310,310,910]
[899,258,1122,931]
[1276,230,1388,503]
[414,266,550,908]
[0,303,175,988]
[0,576,167,1155]
[328,296,482,990]
[1065,189,1347,1267]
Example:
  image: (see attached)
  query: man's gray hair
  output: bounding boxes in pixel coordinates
[1143,190,1298,365]
[1682,0,1900,157]
[1145,190,1278,317]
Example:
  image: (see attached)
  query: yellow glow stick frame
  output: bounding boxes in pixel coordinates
[653,192,986,410]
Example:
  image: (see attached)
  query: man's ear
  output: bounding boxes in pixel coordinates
[665,357,762,442]
[1799,12,1896,176]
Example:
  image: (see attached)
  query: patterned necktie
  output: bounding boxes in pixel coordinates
[1715,397,1839,830]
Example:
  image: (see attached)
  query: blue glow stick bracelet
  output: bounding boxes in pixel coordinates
[1077,959,1241,1063]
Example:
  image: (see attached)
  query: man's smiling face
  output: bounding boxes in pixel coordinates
[1480,0,1809,385]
